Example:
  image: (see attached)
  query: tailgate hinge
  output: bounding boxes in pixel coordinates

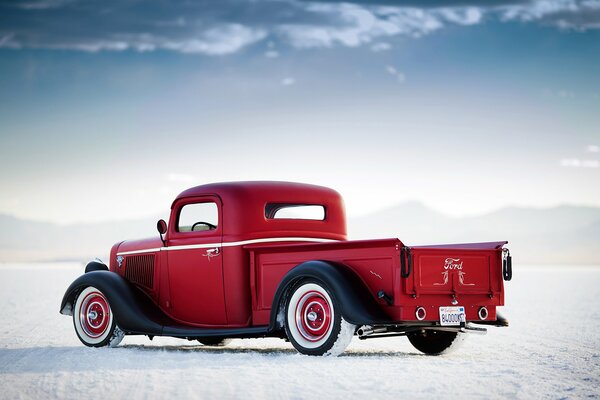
[400,246,412,278]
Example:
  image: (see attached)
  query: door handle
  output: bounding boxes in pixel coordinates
[205,248,220,258]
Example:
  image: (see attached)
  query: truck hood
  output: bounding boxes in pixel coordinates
[117,237,163,255]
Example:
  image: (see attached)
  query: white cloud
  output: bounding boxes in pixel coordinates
[279,4,447,49]
[560,158,600,168]
[582,160,599,168]
[281,77,295,86]
[371,42,391,52]
[0,34,21,49]
[438,7,483,26]
[587,145,600,153]
[385,65,406,83]
[120,25,267,55]
[500,0,600,31]
[278,1,600,49]
[17,0,73,10]
[1,19,266,55]
[3,0,600,55]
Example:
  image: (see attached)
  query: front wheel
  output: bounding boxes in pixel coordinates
[407,329,464,355]
[73,286,124,347]
[284,280,355,356]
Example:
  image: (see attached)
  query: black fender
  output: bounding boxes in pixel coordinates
[269,260,391,330]
[84,260,109,273]
[61,271,273,339]
[59,270,167,335]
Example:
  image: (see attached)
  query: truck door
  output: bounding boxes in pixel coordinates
[166,196,227,325]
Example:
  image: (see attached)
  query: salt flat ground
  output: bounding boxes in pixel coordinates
[0,264,598,399]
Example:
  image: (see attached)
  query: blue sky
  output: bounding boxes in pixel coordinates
[0,0,599,224]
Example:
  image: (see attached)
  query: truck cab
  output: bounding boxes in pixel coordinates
[110,182,347,328]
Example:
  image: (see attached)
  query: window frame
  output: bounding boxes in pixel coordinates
[169,196,222,239]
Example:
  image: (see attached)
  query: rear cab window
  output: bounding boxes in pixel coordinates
[265,204,326,220]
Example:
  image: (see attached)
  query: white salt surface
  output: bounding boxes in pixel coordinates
[0,263,598,399]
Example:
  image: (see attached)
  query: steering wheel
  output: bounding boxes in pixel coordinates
[191,221,217,231]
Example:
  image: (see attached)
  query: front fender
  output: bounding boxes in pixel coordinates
[269,260,390,330]
[84,260,108,273]
[59,270,165,335]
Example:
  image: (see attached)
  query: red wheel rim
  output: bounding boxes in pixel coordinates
[79,291,110,338]
[295,290,332,342]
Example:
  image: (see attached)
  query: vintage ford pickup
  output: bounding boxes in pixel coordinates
[60,181,512,356]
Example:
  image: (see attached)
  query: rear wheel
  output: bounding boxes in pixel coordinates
[284,280,355,356]
[197,337,232,347]
[407,329,464,355]
[73,286,123,347]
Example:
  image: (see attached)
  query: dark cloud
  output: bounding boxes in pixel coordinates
[1,0,599,55]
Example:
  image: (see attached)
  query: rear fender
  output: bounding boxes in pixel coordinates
[269,260,390,330]
[59,270,165,335]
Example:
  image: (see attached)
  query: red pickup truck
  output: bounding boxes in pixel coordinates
[60,181,512,356]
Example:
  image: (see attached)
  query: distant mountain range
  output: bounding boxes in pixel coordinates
[1,203,598,264]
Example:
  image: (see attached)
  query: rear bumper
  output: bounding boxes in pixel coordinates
[385,303,501,323]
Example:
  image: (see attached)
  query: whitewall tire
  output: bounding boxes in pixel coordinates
[73,286,123,347]
[284,281,355,356]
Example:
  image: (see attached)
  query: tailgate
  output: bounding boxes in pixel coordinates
[403,241,508,297]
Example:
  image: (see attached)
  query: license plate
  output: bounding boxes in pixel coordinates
[439,306,466,326]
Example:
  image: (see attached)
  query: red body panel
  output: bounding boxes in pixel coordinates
[110,181,508,329]
[248,239,401,325]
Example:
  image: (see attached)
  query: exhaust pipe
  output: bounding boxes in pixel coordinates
[357,325,388,337]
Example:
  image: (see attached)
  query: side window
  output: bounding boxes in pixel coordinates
[177,202,218,232]
[265,204,326,220]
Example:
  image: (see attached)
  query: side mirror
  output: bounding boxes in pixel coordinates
[157,219,167,246]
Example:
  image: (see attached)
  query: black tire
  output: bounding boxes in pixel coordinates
[284,279,355,356]
[73,286,124,347]
[197,337,231,347]
[407,330,464,355]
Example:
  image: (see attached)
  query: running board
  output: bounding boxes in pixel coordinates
[160,325,271,339]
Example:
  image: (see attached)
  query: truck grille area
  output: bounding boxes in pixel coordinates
[124,254,155,289]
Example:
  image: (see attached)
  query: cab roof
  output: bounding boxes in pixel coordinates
[172,181,347,240]
[174,181,342,205]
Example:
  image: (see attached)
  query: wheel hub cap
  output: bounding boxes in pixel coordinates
[295,291,332,342]
[79,292,110,338]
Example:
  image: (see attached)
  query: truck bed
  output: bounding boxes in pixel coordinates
[247,239,507,326]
